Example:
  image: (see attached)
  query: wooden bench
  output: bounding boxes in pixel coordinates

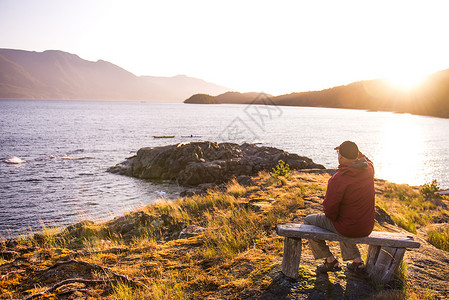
[276,223,421,283]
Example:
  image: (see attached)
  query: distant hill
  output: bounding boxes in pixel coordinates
[183,91,274,105]
[215,92,271,104]
[184,94,219,104]
[185,71,449,118]
[273,71,449,118]
[0,49,229,101]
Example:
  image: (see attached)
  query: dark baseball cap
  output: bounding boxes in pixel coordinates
[334,141,359,159]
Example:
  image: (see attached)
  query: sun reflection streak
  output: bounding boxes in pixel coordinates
[374,115,426,185]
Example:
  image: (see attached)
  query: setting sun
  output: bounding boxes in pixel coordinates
[385,71,430,91]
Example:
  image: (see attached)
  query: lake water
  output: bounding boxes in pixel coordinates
[1,99,448,238]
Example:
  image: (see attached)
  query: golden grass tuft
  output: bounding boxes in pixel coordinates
[201,208,264,259]
[110,282,139,300]
[226,178,247,198]
[180,190,238,217]
[111,282,184,300]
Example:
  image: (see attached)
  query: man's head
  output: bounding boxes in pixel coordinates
[335,141,359,164]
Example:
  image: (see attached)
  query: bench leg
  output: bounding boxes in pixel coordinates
[281,237,302,279]
[365,245,381,274]
[380,247,406,283]
[366,245,406,284]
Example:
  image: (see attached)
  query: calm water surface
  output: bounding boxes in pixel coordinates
[1,100,448,238]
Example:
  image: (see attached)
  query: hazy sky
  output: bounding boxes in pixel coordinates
[1,0,449,95]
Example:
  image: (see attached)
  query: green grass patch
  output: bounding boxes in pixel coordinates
[384,183,418,201]
[392,216,417,234]
[427,227,449,251]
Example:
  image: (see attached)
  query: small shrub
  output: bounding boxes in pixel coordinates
[420,179,441,199]
[427,227,449,251]
[270,160,292,179]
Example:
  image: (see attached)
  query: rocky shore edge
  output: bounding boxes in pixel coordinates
[107,141,325,187]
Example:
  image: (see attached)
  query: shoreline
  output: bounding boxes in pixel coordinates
[1,170,448,299]
[2,98,449,119]
[0,168,441,242]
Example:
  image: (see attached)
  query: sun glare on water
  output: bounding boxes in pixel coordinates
[374,115,426,185]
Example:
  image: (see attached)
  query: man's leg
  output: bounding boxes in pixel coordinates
[305,214,364,271]
[340,241,364,271]
[304,214,343,273]
[304,214,334,260]
[339,241,361,262]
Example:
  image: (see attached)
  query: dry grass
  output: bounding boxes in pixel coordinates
[375,182,448,236]
[1,171,446,299]
[226,178,247,198]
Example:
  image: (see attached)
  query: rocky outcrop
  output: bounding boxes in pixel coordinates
[108,142,324,186]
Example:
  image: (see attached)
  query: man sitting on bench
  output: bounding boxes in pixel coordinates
[304,141,375,273]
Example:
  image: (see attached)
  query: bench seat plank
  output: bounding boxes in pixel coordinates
[276,223,420,248]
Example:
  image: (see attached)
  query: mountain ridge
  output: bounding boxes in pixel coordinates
[185,70,449,118]
[0,48,230,101]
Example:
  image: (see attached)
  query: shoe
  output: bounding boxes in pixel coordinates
[316,258,341,273]
[347,261,366,274]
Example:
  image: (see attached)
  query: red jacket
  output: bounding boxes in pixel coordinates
[323,156,375,238]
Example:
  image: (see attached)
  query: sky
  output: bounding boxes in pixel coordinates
[1,0,449,95]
